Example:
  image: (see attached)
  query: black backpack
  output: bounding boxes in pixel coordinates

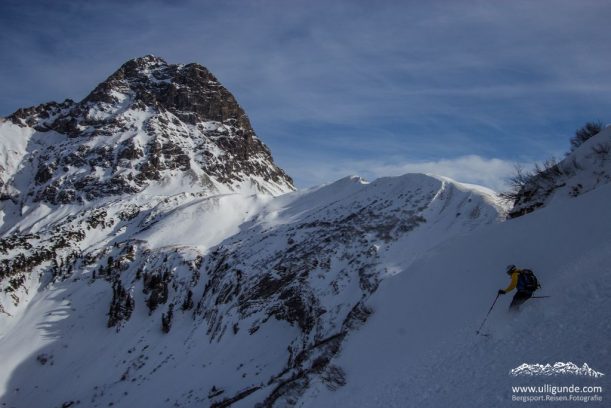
[517,269,540,292]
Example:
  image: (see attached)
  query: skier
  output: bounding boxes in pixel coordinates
[498,265,540,311]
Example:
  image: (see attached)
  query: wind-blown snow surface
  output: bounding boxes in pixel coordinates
[0,172,505,407]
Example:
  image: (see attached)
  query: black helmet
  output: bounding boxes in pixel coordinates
[506,264,516,274]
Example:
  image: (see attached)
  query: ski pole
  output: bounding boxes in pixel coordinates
[530,296,550,299]
[476,293,500,335]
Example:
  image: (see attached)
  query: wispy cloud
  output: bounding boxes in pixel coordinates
[284,154,519,192]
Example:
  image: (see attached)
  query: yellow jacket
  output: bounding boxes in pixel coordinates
[503,270,521,292]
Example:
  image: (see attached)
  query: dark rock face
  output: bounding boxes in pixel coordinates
[7,55,293,204]
[9,99,76,131]
[83,56,252,129]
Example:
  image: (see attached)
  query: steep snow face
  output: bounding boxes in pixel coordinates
[297,178,611,408]
[0,172,504,407]
[2,55,294,207]
[509,126,611,217]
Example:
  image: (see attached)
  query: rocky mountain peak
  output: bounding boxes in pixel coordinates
[85,55,226,117]
[2,56,294,205]
[122,54,168,71]
[105,54,169,81]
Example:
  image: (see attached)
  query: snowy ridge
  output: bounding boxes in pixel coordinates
[510,362,605,378]
[0,170,505,407]
[297,165,611,408]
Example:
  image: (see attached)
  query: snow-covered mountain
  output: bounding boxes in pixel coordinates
[0,56,506,407]
[0,171,505,406]
[1,55,293,209]
[0,56,610,408]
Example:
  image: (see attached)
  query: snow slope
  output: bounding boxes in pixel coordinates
[0,173,505,408]
[1,128,609,407]
[298,165,611,407]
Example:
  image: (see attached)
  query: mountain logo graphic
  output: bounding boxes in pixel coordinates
[510,362,605,378]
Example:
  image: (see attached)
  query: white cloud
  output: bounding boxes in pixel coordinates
[288,155,519,192]
[365,155,517,191]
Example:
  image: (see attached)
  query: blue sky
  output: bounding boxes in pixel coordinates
[1,0,610,190]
